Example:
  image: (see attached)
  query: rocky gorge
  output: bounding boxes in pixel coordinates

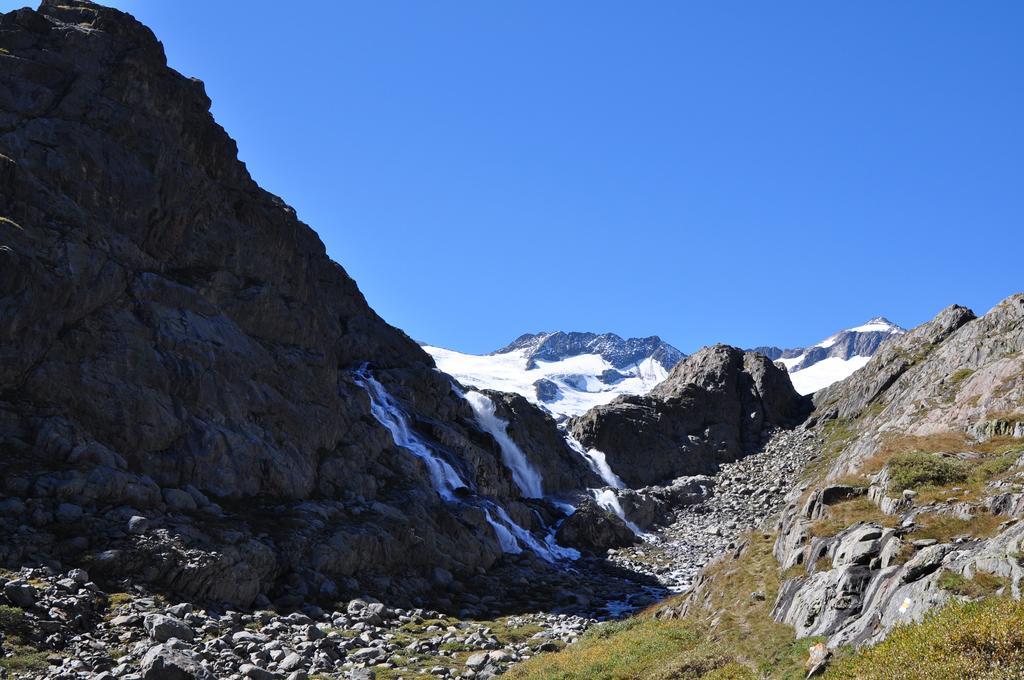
[1,2,1023,680]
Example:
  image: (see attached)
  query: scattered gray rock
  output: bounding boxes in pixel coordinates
[143,614,195,642]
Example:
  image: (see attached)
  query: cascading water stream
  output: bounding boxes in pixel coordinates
[561,431,644,536]
[354,366,467,500]
[464,391,544,498]
[485,502,579,562]
[356,366,578,562]
[591,488,644,535]
[564,432,626,489]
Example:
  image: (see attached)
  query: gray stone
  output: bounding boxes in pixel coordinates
[55,502,84,522]
[162,488,198,512]
[901,544,954,583]
[141,644,213,680]
[3,581,37,607]
[239,664,275,680]
[143,614,195,642]
[278,652,305,673]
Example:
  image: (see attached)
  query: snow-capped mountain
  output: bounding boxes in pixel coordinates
[750,317,905,395]
[424,332,685,419]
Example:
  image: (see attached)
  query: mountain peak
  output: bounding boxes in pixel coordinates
[493,331,683,372]
[844,317,905,334]
[425,331,685,418]
[750,317,906,395]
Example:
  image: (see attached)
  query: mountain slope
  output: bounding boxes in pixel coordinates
[0,0,590,608]
[425,332,684,418]
[752,317,905,395]
[510,294,1024,679]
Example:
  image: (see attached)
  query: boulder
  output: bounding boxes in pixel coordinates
[140,644,213,680]
[143,614,195,642]
[554,499,639,552]
[3,581,36,607]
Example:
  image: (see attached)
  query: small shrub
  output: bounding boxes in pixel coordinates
[0,604,25,633]
[887,452,968,492]
[948,368,975,386]
[971,452,1018,481]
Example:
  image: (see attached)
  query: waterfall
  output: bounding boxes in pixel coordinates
[483,508,523,554]
[484,502,579,562]
[592,488,643,535]
[465,391,544,498]
[354,367,467,500]
[564,433,626,489]
[356,367,578,562]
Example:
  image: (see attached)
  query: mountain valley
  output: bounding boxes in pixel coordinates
[0,3,1021,680]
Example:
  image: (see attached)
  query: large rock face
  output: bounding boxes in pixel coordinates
[568,345,810,487]
[768,294,1024,650]
[0,0,574,605]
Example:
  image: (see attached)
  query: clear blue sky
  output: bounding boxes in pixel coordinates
[7,1,1022,353]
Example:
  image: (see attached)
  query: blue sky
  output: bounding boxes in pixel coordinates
[8,1,1022,353]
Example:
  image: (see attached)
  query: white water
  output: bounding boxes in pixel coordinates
[464,391,544,498]
[483,508,523,554]
[592,488,643,535]
[564,433,626,488]
[356,367,578,562]
[485,503,580,562]
[355,367,467,500]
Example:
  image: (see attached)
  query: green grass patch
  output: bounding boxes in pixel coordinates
[809,497,897,539]
[948,368,975,387]
[887,452,969,492]
[906,511,1004,543]
[0,604,25,633]
[0,605,52,674]
[937,570,1010,599]
[825,597,1024,679]
[0,643,52,674]
[506,618,733,680]
[105,592,135,610]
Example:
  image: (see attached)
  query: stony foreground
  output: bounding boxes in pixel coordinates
[0,428,823,679]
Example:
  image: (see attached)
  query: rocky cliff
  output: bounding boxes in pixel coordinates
[767,295,1024,648]
[0,0,588,609]
[568,345,810,487]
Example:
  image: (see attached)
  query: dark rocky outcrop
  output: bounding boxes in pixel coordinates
[0,0,562,606]
[568,345,811,487]
[554,500,640,553]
